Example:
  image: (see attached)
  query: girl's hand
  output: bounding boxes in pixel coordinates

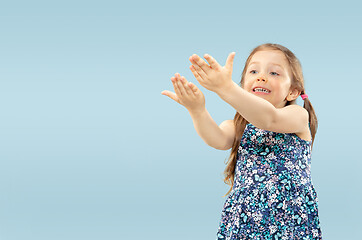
[161,72,205,113]
[189,52,235,94]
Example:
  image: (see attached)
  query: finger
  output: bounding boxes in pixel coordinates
[189,65,205,85]
[180,78,197,98]
[189,59,208,82]
[175,73,187,96]
[172,75,182,97]
[188,81,199,96]
[179,76,193,96]
[225,52,236,71]
[204,54,221,70]
[177,75,193,97]
[189,54,211,75]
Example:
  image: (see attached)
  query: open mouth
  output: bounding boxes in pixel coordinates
[253,87,271,94]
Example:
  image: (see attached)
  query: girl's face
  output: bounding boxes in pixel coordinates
[243,50,298,108]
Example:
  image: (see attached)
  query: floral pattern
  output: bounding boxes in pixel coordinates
[217,123,322,239]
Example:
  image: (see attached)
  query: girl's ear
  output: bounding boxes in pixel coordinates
[286,88,301,101]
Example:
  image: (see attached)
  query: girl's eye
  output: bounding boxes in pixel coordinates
[249,70,279,76]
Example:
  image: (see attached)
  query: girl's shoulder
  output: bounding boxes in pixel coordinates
[294,127,312,142]
[287,104,312,142]
[265,104,310,140]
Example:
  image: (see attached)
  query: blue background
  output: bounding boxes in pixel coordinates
[0,0,361,239]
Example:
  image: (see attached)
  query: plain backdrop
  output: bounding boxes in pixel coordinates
[0,0,361,239]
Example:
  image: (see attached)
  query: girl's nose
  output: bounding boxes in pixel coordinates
[257,77,267,82]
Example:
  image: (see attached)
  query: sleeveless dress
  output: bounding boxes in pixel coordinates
[216,123,323,240]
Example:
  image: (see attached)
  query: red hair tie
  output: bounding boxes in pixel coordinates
[301,94,308,100]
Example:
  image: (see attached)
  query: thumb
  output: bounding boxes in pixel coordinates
[225,52,235,71]
[161,90,179,102]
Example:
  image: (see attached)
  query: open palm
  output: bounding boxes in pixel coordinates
[161,73,205,113]
[189,52,235,94]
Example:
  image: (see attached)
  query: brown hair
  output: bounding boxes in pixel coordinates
[222,43,318,197]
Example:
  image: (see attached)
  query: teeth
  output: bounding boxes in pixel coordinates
[254,88,270,93]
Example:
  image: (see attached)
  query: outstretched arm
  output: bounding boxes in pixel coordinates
[189,53,308,134]
[216,81,275,130]
[162,72,232,150]
[216,82,308,134]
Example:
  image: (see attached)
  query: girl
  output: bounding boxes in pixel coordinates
[161,43,322,239]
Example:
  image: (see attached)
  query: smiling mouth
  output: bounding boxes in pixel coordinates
[253,88,271,94]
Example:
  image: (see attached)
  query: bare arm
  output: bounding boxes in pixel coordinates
[216,81,307,134]
[188,109,234,150]
[216,81,274,130]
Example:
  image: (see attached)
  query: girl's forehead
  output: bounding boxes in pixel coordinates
[250,50,288,66]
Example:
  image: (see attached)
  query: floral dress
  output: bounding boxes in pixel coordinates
[216,123,323,240]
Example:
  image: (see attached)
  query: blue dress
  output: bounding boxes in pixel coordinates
[217,123,323,239]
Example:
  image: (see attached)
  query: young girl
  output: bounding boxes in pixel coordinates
[161,43,323,239]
